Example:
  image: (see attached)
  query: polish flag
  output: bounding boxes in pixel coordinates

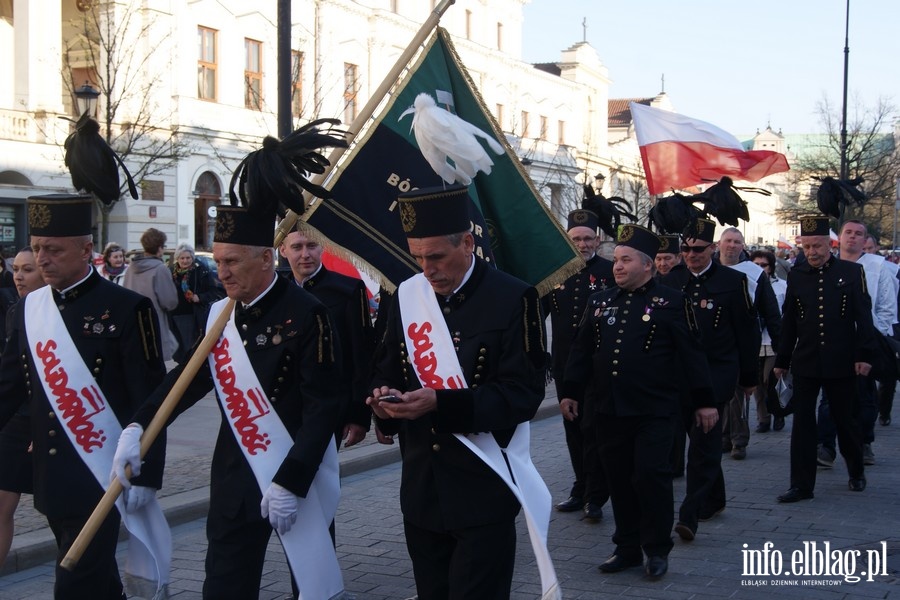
[630,102,789,195]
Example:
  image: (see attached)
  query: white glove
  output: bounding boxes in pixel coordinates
[123,485,156,513]
[111,424,143,489]
[260,482,298,536]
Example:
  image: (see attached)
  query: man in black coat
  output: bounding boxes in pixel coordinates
[113,205,343,600]
[717,227,781,459]
[367,184,547,600]
[562,224,715,580]
[543,209,612,520]
[0,194,167,599]
[773,216,877,502]
[661,218,759,541]
[280,226,375,448]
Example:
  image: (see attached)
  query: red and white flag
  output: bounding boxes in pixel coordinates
[630,102,789,195]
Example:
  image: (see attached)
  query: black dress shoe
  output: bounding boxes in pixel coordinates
[698,504,725,521]
[773,416,785,431]
[848,478,866,492]
[645,555,668,580]
[582,502,603,522]
[755,421,770,433]
[555,496,583,512]
[880,415,891,426]
[598,553,643,573]
[777,487,814,503]
[673,522,695,541]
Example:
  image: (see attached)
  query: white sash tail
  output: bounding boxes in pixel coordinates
[25,286,171,599]
[397,274,561,599]
[205,299,344,600]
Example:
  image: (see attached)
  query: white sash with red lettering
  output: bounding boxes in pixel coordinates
[205,299,343,600]
[398,274,560,600]
[24,286,171,599]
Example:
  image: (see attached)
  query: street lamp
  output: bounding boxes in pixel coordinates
[74,81,100,117]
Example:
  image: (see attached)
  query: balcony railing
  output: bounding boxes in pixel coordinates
[0,108,70,146]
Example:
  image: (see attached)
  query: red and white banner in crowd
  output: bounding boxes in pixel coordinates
[630,102,789,195]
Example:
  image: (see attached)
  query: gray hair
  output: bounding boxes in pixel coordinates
[175,243,195,260]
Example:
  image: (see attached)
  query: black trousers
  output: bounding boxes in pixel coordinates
[403,518,516,600]
[791,375,864,492]
[49,511,123,600]
[597,415,675,558]
[554,376,609,504]
[678,405,725,530]
[203,505,289,600]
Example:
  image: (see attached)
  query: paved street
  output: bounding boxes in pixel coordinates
[1,387,899,599]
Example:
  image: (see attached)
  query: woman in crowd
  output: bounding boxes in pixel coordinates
[169,243,220,363]
[0,247,47,566]
[123,227,179,361]
[750,249,788,433]
[99,242,128,284]
[0,252,13,289]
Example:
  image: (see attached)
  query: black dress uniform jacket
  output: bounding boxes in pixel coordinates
[0,269,167,518]
[543,254,613,378]
[132,275,342,519]
[775,256,877,376]
[563,279,715,415]
[372,258,547,531]
[661,262,759,402]
[300,265,375,431]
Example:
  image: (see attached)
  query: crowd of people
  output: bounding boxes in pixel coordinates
[0,185,897,599]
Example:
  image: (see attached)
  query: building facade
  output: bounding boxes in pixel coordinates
[0,0,627,256]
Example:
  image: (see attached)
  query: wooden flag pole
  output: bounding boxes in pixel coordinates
[274,0,457,244]
[61,0,456,572]
[59,298,235,571]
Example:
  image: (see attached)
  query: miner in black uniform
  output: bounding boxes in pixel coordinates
[656,234,688,477]
[279,224,375,448]
[773,215,876,502]
[562,224,715,580]
[0,194,167,599]
[367,184,547,600]
[653,234,682,280]
[660,218,758,541]
[543,208,612,520]
[113,203,344,600]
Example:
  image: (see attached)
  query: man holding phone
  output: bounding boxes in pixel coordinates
[367,184,549,599]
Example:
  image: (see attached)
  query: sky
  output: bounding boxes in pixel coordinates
[521,0,900,137]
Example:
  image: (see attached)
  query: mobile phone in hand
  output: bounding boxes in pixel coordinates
[379,394,402,403]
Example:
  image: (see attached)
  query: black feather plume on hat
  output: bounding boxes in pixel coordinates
[688,176,769,227]
[581,185,638,238]
[228,118,348,218]
[61,112,138,206]
[647,192,701,237]
[814,176,866,219]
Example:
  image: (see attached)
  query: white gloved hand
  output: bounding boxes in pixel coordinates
[124,485,156,513]
[260,482,298,536]
[111,424,143,489]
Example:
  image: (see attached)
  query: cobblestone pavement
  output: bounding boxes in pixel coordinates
[1,389,899,599]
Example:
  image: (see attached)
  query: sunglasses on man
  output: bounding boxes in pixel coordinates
[680,244,712,254]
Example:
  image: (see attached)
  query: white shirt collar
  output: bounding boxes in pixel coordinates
[243,274,278,309]
[58,266,93,295]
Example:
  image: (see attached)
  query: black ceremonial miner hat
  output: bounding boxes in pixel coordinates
[799,215,830,236]
[686,217,716,244]
[617,223,661,259]
[657,234,680,254]
[566,209,599,233]
[27,194,93,237]
[214,206,274,247]
[398,184,471,238]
